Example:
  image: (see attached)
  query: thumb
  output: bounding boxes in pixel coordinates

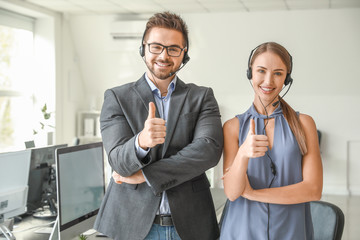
[249,118,255,135]
[147,102,156,119]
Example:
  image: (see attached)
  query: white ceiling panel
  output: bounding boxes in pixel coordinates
[66,0,127,13]
[81,6,129,14]
[154,0,197,3]
[27,0,87,12]
[241,0,285,3]
[196,0,241,3]
[287,0,330,10]
[68,0,110,4]
[23,0,360,15]
[244,1,288,11]
[112,0,164,13]
[201,2,247,12]
[123,6,165,14]
[158,2,208,13]
[27,0,65,3]
[331,0,360,8]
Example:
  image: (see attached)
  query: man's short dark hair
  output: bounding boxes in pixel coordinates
[143,11,189,48]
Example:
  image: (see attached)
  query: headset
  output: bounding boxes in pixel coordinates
[246,43,293,86]
[139,28,190,65]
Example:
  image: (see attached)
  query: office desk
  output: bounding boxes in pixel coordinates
[11,215,55,240]
[11,215,110,240]
[10,188,226,240]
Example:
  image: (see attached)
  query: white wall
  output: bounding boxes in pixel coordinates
[57,15,87,146]
[66,8,360,195]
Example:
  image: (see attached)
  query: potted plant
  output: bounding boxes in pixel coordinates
[79,234,88,240]
[33,103,55,146]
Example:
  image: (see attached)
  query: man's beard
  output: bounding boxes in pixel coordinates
[146,60,177,80]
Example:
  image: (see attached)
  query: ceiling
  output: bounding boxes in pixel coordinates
[24,0,360,15]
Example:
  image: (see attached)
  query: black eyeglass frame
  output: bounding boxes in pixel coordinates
[146,42,187,57]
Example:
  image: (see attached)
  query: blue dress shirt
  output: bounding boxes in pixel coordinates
[134,73,177,215]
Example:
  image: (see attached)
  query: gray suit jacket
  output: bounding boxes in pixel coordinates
[94,75,223,240]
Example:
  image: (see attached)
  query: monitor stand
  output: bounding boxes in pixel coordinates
[33,165,57,219]
[32,193,57,219]
[0,217,15,240]
[49,217,58,240]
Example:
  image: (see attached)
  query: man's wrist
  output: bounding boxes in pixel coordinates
[138,131,149,150]
[135,133,150,159]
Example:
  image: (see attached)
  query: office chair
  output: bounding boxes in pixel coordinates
[310,200,345,240]
[219,199,345,240]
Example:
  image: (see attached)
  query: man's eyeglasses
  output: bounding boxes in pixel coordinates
[146,43,186,57]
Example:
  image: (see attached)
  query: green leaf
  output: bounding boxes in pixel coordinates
[44,112,51,120]
[79,234,88,240]
[41,104,47,113]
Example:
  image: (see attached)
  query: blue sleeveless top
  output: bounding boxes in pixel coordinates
[220,104,314,240]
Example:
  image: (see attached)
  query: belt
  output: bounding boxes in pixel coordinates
[154,215,173,226]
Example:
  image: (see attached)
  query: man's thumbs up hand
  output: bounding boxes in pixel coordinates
[147,102,156,120]
[139,102,166,149]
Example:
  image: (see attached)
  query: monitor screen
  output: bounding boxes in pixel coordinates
[56,142,105,240]
[0,150,31,220]
[27,144,67,214]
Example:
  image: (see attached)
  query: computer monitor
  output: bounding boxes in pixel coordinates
[27,144,67,218]
[0,150,31,239]
[55,142,105,240]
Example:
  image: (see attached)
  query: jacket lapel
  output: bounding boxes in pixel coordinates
[132,74,160,119]
[162,79,189,157]
[132,74,163,162]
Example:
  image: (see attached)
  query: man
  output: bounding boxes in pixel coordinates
[94,12,223,240]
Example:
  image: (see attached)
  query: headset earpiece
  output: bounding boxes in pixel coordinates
[246,47,256,80]
[247,67,252,80]
[284,75,293,86]
[139,44,145,57]
[183,52,190,65]
[284,54,293,86]
[139,28,146,58]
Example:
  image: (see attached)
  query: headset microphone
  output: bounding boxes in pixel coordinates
[272,79,293,107]
[168,56,190,77]
[272,100,280,107]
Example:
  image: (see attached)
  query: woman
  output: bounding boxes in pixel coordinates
[220,42,323,240]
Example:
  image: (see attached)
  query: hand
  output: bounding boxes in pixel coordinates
[112,170,145,184]
[138,102,166,149]
[112,171,123,184]
[239,119,269,158]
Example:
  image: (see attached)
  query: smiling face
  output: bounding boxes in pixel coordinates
[251,51,288,110]
[144,27,186,82]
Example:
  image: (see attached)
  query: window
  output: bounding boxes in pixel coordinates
[0,9,54,152]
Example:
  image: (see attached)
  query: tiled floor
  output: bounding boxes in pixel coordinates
[321,194,360,240]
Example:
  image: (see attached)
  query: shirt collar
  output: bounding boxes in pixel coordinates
[145,73,177,97]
